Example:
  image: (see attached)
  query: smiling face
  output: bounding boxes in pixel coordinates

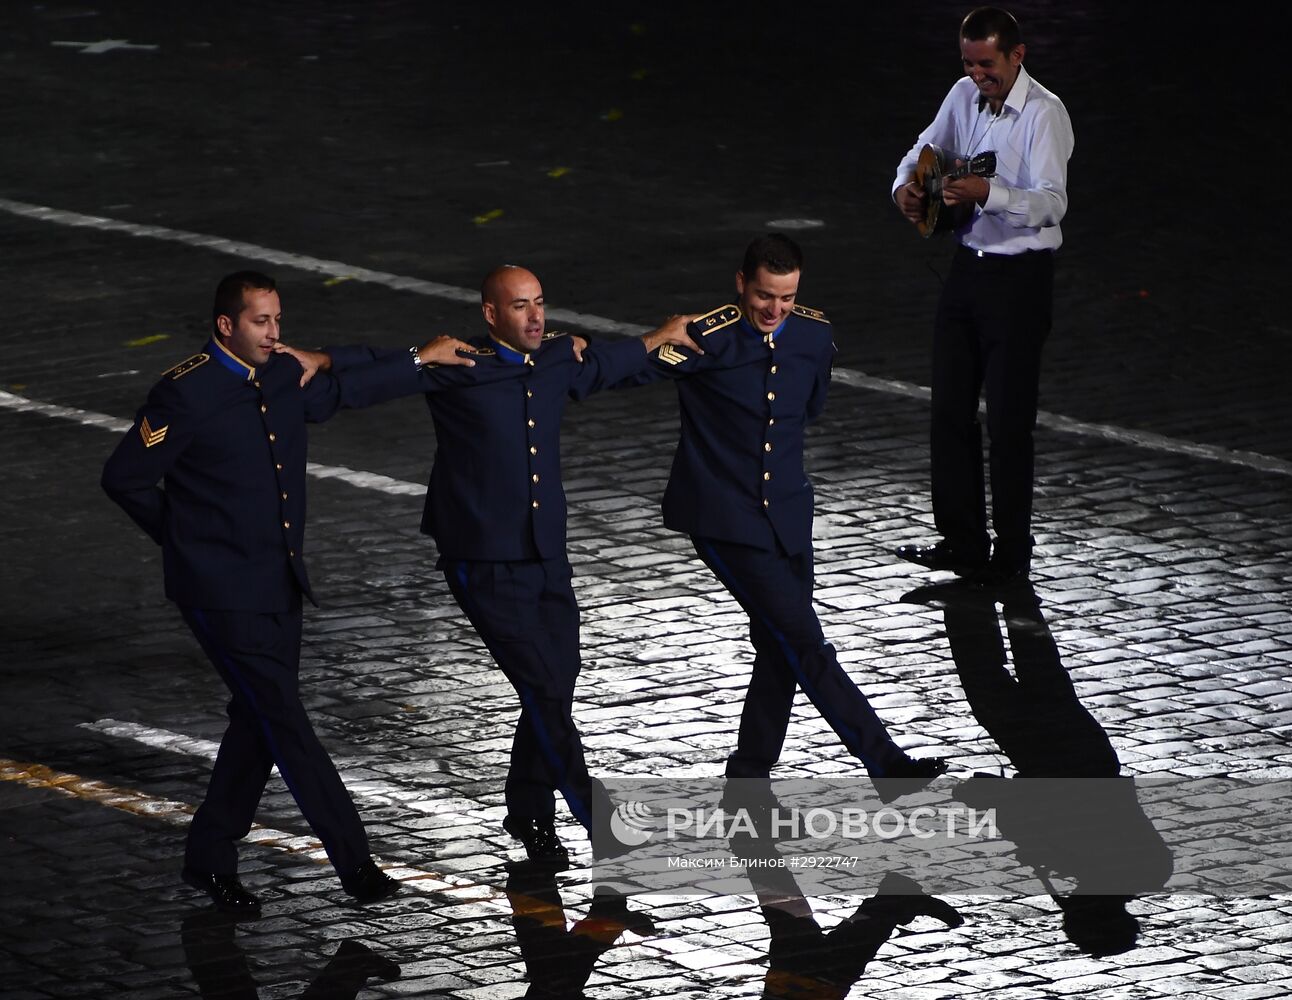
[216,288,281,368]
[736,265,800,335]
[482,266,545,354]
[960,35,1024,110]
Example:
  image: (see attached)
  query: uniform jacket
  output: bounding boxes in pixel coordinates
[101,338,433,612]
[333,332,649,563]
[629,303,835,556]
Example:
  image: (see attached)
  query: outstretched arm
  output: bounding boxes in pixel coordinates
[275,335,477,385]
[274,344,332,386]
[568,314,702,398]
[641,314,702,356]
[283,335,480,421]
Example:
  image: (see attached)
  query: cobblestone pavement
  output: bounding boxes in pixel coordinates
[3,3,1291,998]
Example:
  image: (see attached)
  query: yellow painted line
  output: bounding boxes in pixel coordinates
[601,108,624,122]
[473,208,504,225]
[125,333,169,347]
[3,757,196,823]
[0,755,505,904]
[0,761,673,951]
[547,166,571,179]
[0,756,663,944]
[322,275,352,287]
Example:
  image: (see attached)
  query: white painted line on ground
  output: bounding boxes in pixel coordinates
[0,389,131,433]
[3,196,1289,478]
[0,196,647,335]
[86,717,222,758]
[827,370,1292,477]
[79,718,480,817]
[303,461,423,497]
[51,39,159,54]
[0,390,425,496]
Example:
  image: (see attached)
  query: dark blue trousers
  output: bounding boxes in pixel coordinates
[694,538,907,779]
[181,604,369,876]
[444,557,595,828]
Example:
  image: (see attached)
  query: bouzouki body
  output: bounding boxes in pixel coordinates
[914,144,998,238]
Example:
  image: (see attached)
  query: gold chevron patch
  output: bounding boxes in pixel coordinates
[657,344,688,366]
[139,416,168,448]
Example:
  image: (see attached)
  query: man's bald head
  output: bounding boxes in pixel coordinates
[481,265,546,353]
[481,264,535,304]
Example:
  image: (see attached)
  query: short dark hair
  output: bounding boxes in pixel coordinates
[740,233,803,280]
[212,271,276,335]
[961,6,1022,53]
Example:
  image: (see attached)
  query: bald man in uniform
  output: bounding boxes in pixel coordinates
[312,266,698,866]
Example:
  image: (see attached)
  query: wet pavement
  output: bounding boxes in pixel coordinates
[3,2,1291,997]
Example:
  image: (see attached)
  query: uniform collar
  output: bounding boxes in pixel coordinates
[209,337,257,381]
[489,336,532,366]
[738,310,788,342]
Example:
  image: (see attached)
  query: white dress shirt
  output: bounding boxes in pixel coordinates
[893,65,1074,254]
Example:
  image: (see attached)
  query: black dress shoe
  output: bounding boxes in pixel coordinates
[181,868,262,917]
[340,859,401,903]
[873,756,950,803]
[503,815,570,870]
[895,540,989,576]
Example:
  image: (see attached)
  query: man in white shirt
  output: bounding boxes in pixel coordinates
[891,6,1074,587]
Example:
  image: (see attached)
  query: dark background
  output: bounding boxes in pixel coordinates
[3,0,1286,456]
[4,3,1292,996]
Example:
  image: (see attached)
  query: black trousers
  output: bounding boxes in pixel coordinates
[693,537,906,779]
[444,556,595,827]
[931,245,1053,568]
[180,603,369,877]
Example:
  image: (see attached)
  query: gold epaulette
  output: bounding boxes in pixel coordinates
[541,330,568,340]
[792,304,829,323]
[470,345,497,356]
[692,304,741,335]
[164,353,210,379]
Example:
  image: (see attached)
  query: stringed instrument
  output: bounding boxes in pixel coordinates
[913,144,997,237]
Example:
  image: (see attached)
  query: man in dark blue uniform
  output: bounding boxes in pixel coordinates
[102,271,475,915]
[319,264,698,867]
[638,235,948,795]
